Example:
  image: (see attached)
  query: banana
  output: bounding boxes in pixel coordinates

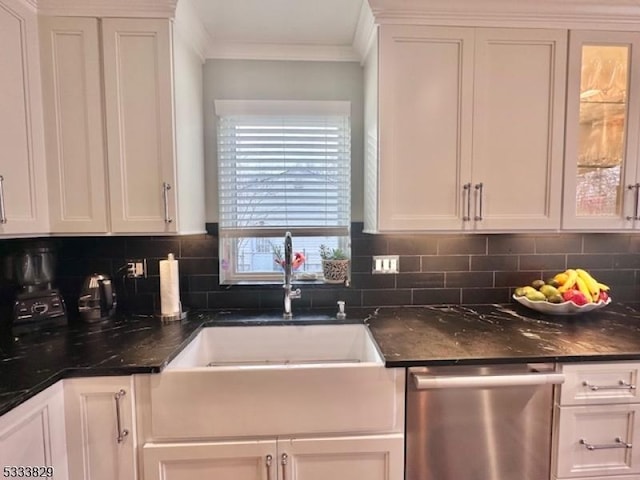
[575,276,593,303]
[597,281,610,292]
[576,268,600,302]
[558,269,578,293]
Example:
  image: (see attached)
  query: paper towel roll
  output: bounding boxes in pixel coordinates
[160,253,180,315]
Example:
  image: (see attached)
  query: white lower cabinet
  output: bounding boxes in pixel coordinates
[554,362,640,480]
[0,382,68,479]
[64,377,136,480]
[142,434,404,480]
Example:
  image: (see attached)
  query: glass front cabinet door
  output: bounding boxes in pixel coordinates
[564,30,640,229]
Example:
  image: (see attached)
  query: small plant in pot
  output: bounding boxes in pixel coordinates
[319,245,349,284]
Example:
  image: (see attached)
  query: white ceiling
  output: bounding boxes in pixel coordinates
[185,0,369,61]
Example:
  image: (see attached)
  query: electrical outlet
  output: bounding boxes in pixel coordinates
[372,255,400,274]
[126,259,147,278]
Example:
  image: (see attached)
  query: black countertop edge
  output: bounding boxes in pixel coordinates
[384,353,640,368]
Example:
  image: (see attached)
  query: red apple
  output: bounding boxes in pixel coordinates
[598,291,609,303]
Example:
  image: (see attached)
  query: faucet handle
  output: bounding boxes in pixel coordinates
[290,288,302,299]
[337,301,346,320]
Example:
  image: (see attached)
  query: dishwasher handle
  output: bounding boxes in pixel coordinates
[412,371,565,390]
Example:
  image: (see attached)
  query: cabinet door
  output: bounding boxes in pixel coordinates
[64,377,136,480]
[40,16,108,233]
[102,18,177,233]
[472,28,566,230]
[0,382,68,479]
[378,25,474,231]
[142,440,277,480]
[563,31,640,230]
[282,434,404,480]
[555,404,640,478]
[0,0,48,235]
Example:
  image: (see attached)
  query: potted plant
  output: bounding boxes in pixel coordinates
[319,245,350,284]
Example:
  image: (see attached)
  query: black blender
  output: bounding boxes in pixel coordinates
[11,245,67,333]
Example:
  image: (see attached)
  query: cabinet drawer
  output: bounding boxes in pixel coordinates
[560,362,640,405]
[554,404,640,478]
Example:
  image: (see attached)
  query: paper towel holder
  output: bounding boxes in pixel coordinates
[157,252,187,322]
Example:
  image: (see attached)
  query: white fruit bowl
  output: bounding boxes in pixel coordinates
[512,294,611,316]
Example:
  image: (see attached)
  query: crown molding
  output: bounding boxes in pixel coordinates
[367,0,640,29]
[206,42,360,62]
[36,0,177,18]
[173,0,209,62]
[352,0,376,63]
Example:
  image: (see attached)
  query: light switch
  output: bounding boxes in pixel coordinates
[372,255,400,274]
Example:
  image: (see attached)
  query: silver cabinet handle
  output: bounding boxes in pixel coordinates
[0,175,7,224]
[582,380,636,391]
[462,183,471,221]
[114,389,129,443]
[266,454,273,480]
[412,372,565,390]
[162,182,173,224]
[580,437,632,450]
[626,184,640,220]
[474,182,484,221]
[281,453,288,480]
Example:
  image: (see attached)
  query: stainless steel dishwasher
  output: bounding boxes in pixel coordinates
[406,363,565,480]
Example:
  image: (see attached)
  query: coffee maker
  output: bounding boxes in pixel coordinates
[78,273,117,322]
[11,245,67,333]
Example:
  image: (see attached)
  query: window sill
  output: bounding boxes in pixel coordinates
[221,279,350,288]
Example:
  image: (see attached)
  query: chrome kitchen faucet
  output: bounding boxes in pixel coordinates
[283,232,301,319]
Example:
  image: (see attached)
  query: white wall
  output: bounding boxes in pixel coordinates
[173,22,206,233]
[203,59,365,222]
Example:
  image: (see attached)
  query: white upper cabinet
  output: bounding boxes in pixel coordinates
[471,28,566,230]
[40,16,109,233]
[563,31,640,231]
[376,26,474,231]
[366,25,566,232]
[102,18,178,234]
[0,0,49,235]
[40,14,205,235]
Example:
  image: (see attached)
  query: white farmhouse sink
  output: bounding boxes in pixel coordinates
[140,323,404,441]
[165,324,383,369]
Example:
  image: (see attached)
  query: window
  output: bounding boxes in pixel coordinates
[215,100,351,284]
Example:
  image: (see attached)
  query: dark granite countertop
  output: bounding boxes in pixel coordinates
[366,303,640,367]
[3,303,640,416]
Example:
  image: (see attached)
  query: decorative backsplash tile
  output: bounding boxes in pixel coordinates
[1,223,639,317]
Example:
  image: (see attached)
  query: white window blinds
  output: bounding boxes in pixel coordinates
[216,100,351,237]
